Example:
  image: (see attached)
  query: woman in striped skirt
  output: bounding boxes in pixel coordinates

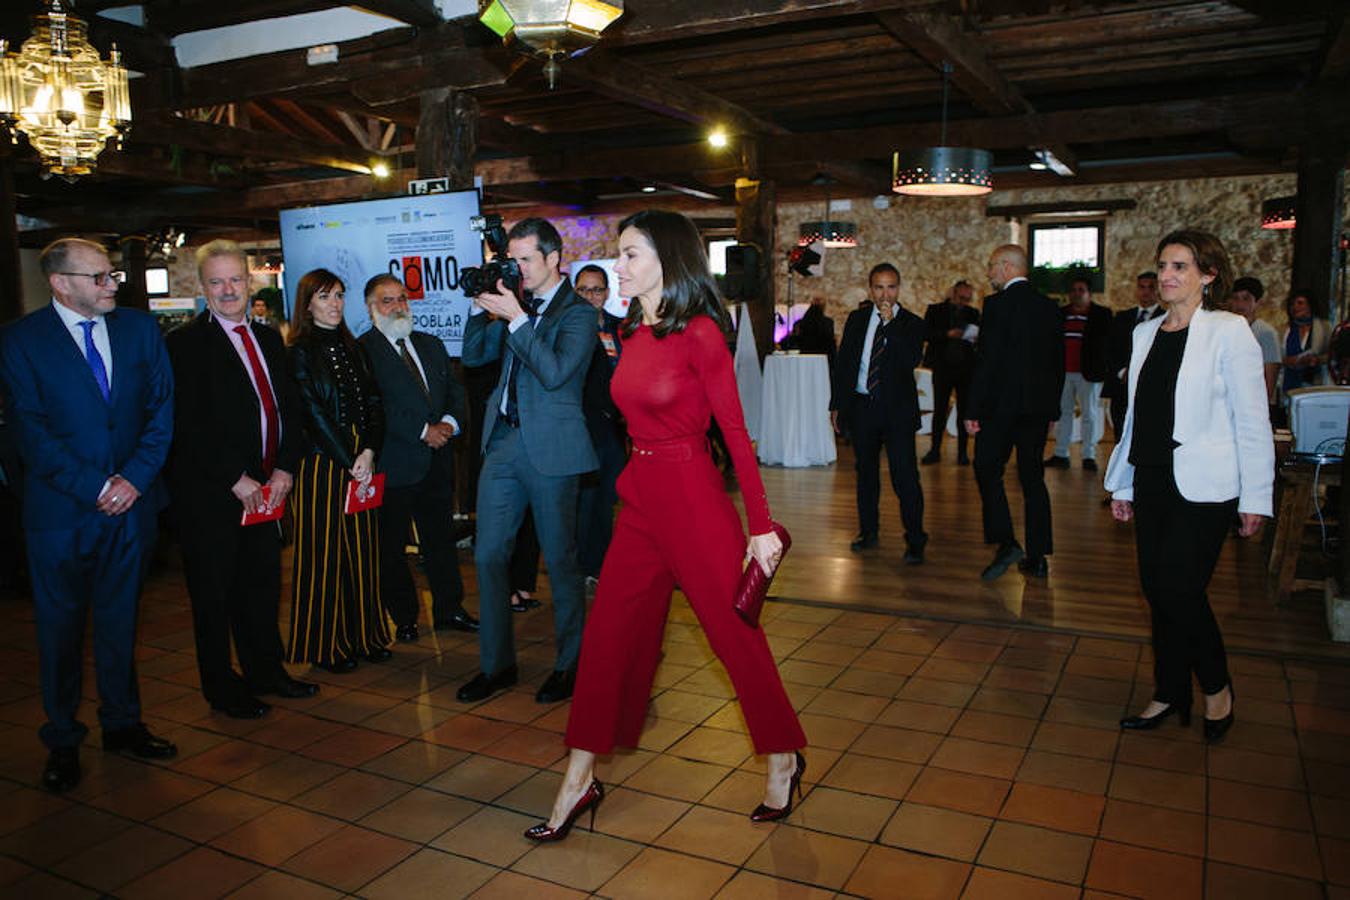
[286,269,391,672]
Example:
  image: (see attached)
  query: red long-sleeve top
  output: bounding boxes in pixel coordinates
[611,315,772,534]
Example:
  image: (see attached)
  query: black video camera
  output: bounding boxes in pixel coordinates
[460,214,523,300]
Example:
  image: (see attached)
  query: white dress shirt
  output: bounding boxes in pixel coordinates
[52,299,113,389]
[378,328,460,437]
[213,312,281,463]
[854,305,884,396]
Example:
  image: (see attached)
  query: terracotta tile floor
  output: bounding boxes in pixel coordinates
[3,571,1350,898]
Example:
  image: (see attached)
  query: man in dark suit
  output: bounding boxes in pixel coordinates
[921,279,981,466]
[1047,276,1113,472]
[1104,271,1161,442]
[458,218,598,704]
[573,264,626,587]
[966,244,1065,581]
[359,274,478,643]
[830,263,927,562]
[167,240,317,721]
[0,237,178,792]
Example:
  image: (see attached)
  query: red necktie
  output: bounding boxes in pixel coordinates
[234,325,279,474]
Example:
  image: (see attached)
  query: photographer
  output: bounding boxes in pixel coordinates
[456,218,598,706]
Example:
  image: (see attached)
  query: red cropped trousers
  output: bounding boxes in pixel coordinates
[564,437,807,756]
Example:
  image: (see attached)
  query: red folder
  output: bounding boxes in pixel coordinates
[344,473,385,515]
[240,486,285,526]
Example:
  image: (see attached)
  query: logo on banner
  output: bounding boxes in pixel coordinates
[390,254,462,300]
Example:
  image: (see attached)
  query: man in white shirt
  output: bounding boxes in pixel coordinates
[1227,276,1281,412]
[359,274,476,643]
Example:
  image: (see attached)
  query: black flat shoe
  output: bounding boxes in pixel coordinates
[42,747,80,793]
[1120,703,1191,730]
[509,591,540,613]
[536,669,576,704]
[254,677,319,699]
[981,542,1024,581]
[317,657,358,674]
[903,544,925,565]
[435,610,480,633]
[920,450,940,465]
[211,697,271,719]
[849,532,879,552]
[1044,456,1070,469]
[1203,685,1235,744]
[102,724,178,759]
[1018,556,1049,578]
[457,666,518,702]
[365,647,393,663]
[395,623,419,643]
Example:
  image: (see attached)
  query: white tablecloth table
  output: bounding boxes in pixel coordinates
[757,353,837,467]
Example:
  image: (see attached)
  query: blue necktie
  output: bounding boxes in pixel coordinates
[79,320,110,402]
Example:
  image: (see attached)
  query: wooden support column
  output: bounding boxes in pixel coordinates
[0,159,21,323]
[416,86,478,188]
[118,237,149,311]
[734,173,777,360]
[1291,138,1347,318]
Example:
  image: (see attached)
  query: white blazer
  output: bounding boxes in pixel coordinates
[1104,307,1274,516]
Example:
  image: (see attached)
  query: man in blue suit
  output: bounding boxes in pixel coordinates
[457,218,598,705]
[0,238,177,792]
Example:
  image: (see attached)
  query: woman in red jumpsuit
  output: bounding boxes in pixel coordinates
[525,210,807,842]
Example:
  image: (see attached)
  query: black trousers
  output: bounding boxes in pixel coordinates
[929,364,973,455]
[849,394,926,547]
[973,417,1053,557]
[1133,464,1235,706]
[180,510,287,706]
[1107,388,1127,444]
[381,459,466,628]
[577,419,626,578]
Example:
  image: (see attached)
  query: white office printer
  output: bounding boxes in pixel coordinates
[1286,386,1350,461]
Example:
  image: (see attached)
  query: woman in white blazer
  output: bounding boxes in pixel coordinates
[1104,230,1273,745]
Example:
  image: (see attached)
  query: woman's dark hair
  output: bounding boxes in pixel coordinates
[1285,289,1319,320]
[288,268,357,349]
[617,210,732,339]
[1155,229,1233,310]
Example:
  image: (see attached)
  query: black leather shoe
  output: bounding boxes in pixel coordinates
[434,609,480,633]
[957,450,970,466]
[980,542,1024,581]
[102,725,178,760]
[395,623,419,643]
[457,666,518,702]
[1082,458,1098,472]
[920,450,941,465]
[1018,556,1049,578]
[42,747,80,793]
[850,532,879,552]
[211,697,271,719]
[1120,703,1191,731]
[536,669,576,704]
[1044,456,1070,469]
[254,677,319,699]
[317,657,358,674]
[365,647,393,663]
[903,544,925,565]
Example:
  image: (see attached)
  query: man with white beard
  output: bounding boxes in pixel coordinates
[359,274,478,642]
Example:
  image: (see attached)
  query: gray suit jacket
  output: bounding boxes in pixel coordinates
[359,328,468,489]
[461,278,598,477]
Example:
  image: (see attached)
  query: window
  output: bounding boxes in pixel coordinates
[1028,221,1105,293]
[707,239,737,276]
[145,266,170,297]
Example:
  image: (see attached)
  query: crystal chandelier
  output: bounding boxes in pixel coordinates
[478,0,624,89]
[0,0,132,179]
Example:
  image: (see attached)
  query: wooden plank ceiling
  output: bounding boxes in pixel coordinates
[2,0,1346,244]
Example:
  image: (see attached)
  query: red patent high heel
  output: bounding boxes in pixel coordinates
[750,752,806,822]
[523,780,604,842]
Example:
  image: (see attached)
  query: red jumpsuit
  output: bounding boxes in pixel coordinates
[564,316,807,755]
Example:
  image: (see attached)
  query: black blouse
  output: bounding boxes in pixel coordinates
[1129,326,1188,467]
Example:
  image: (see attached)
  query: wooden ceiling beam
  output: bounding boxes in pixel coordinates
[603,0,933,47]
[566,51,789,135]
[129,113,378,174]
[1322,13,1350,79]
[270,98,348,145]
[875,11,1032,115]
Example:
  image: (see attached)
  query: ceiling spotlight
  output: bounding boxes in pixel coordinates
[641,185,657,193]
[371,161,391,179]
[1028,161,1048,171]
[708,128,729,149]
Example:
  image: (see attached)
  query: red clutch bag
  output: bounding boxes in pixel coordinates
[344,473,385,515]
[733,521,791,627]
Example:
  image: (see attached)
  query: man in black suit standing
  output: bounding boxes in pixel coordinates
[167,240,317,720]
[1046,276,1113,472]
[831,263,927,563]
[966,245,1065,581]
[359,274,478,643]
[921,279,981,466]
[1104,272,1161,442]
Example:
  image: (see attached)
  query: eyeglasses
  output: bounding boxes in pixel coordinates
[58,271,126,286]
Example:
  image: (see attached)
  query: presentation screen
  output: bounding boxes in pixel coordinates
[278,189,482,356]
